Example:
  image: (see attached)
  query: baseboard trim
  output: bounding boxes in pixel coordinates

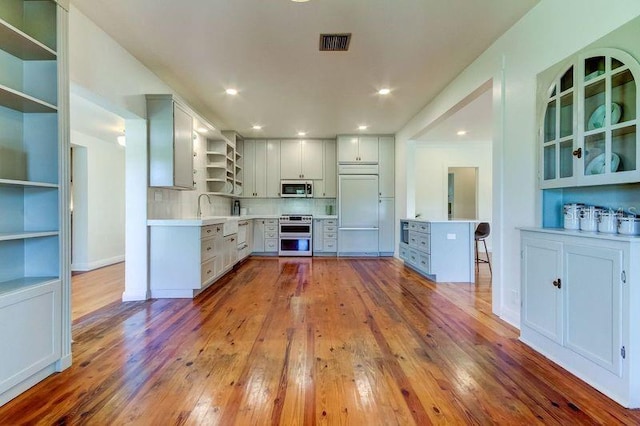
[72,255,125,272]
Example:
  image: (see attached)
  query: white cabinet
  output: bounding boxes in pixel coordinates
[313,219,337,255]
[150,222,228,298]
[520,229,639,408]
[314,140,337,198]
[399,220,475,282]
[378,198,394,255]
[147,95,194,190]
[266,140,281,197]
[539,48,640,189]
[378,136,395,197]
[237,220,253,261]
[0,0,70,406]
[337,136,379,163]
[252,219,279,255]
[280,139,323,180]
[243,140,266,197]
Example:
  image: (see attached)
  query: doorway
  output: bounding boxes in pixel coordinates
[447,167,478,220]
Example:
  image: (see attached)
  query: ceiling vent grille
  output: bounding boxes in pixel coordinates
[319,33,351,51]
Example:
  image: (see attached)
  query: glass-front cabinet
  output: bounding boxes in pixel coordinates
[540,48,639,188]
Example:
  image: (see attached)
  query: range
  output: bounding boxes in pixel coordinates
[279,215,313,256]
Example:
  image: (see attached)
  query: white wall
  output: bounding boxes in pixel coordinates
[71,130,125,271]
[395,0,640,327]
[414,142,492,248]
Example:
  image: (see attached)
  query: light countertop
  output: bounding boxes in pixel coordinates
[402,218,480,224]
[148,214,338,226]
[520,227,640,242]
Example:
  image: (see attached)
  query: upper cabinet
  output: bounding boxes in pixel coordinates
[540,48,640,189]
[338,136,379,163]
[280,139,323,180]
[315,139,337,198]
[147,95,194,190]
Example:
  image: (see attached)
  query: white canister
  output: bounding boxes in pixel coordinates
[598,210,620,234]
[563,203,583,230]
[579,206,602,232]
[618,216,640,236]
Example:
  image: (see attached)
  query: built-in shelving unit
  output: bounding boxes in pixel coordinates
[205,131,243,196]
[0,0,70,406]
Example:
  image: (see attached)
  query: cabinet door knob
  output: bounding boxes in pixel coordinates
[572,148,582,159]
[553,278,562,289]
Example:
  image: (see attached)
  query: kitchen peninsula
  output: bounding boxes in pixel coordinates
[399,219,477,283]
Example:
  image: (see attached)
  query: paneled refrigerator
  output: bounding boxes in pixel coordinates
[338,165,379,256]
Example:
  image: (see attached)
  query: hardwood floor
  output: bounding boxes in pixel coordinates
[2,258,639,425]
[72,262,125,321]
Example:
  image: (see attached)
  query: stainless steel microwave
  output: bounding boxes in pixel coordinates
[280,180,313,198]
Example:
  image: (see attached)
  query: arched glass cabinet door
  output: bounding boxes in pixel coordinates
[541,65,576,187]
[581,49,638,183]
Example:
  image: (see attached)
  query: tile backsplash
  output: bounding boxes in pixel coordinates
[239,198,336,216]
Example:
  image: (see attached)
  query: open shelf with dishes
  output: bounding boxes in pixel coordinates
[541,49,639,190]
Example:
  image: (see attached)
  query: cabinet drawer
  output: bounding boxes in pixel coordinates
[201,224,222,238]
[265,225,278,233]
[418,253,430,273]
[399,244,409,260]
[201,258,216,286]
[265,231,278,239]
[265,219,278,226]
[323,239,337,252]
[265,239,278,252]
[416,235,430,253]
[416,222,430,233]
[324,232,337,239]
[408,222,418,231]
[201,237,216,262]
[324,225,337,233]
[324,219,337,226]
[408,231,420,247]
[407,248,419,265]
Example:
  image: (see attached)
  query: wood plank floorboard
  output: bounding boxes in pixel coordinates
[1,257,639,425]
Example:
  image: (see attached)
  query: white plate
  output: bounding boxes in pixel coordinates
[587,103,622,130]
[585,152,621,175]
[233,184,242,195]
[224,181,233,193]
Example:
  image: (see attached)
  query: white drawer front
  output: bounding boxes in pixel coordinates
[324,219,337,226]
[201,237,216,262]
[201,224,222,239]
[265,219,278,225]
[265,239,278,252]
[265,231,278,239]
[323,239,337,252]
[265,225,278,233]
[201,258,216,286]
[324,232,337,239]
[324,225,337,233]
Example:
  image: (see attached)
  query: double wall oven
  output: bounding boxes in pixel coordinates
[279,215,313,256]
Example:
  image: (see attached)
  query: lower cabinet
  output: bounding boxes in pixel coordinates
[313,218,337,255]
[520,229,639,408]
[0,280,62,405]
[399,220,475,282]
[237,220,253,261]
[252,218,279,255]
[150,222,229,298]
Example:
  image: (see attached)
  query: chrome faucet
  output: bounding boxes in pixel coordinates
[197,193,211,218]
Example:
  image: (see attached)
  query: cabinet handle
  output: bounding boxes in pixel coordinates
[207,270,212,274]
[207,247,212,251]
[572,148,582,159]
[207,229,212,233]
[553,278,562,289]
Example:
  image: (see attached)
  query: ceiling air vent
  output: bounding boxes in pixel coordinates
[319,33,351,51]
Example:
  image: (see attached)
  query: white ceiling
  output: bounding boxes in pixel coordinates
[416,88,492,143]
[69,0,538,139]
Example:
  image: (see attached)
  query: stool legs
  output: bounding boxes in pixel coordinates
[475,238,492,275]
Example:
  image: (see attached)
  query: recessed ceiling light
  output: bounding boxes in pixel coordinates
[291,0,310,2]
[252,125,262,130]
[378,88,391,95]
[225,88,238,95]
[358,125,368,130]
[457,130,467,136]
[298,131,307,136]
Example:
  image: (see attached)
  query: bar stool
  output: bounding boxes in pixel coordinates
[475,222,492,274]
